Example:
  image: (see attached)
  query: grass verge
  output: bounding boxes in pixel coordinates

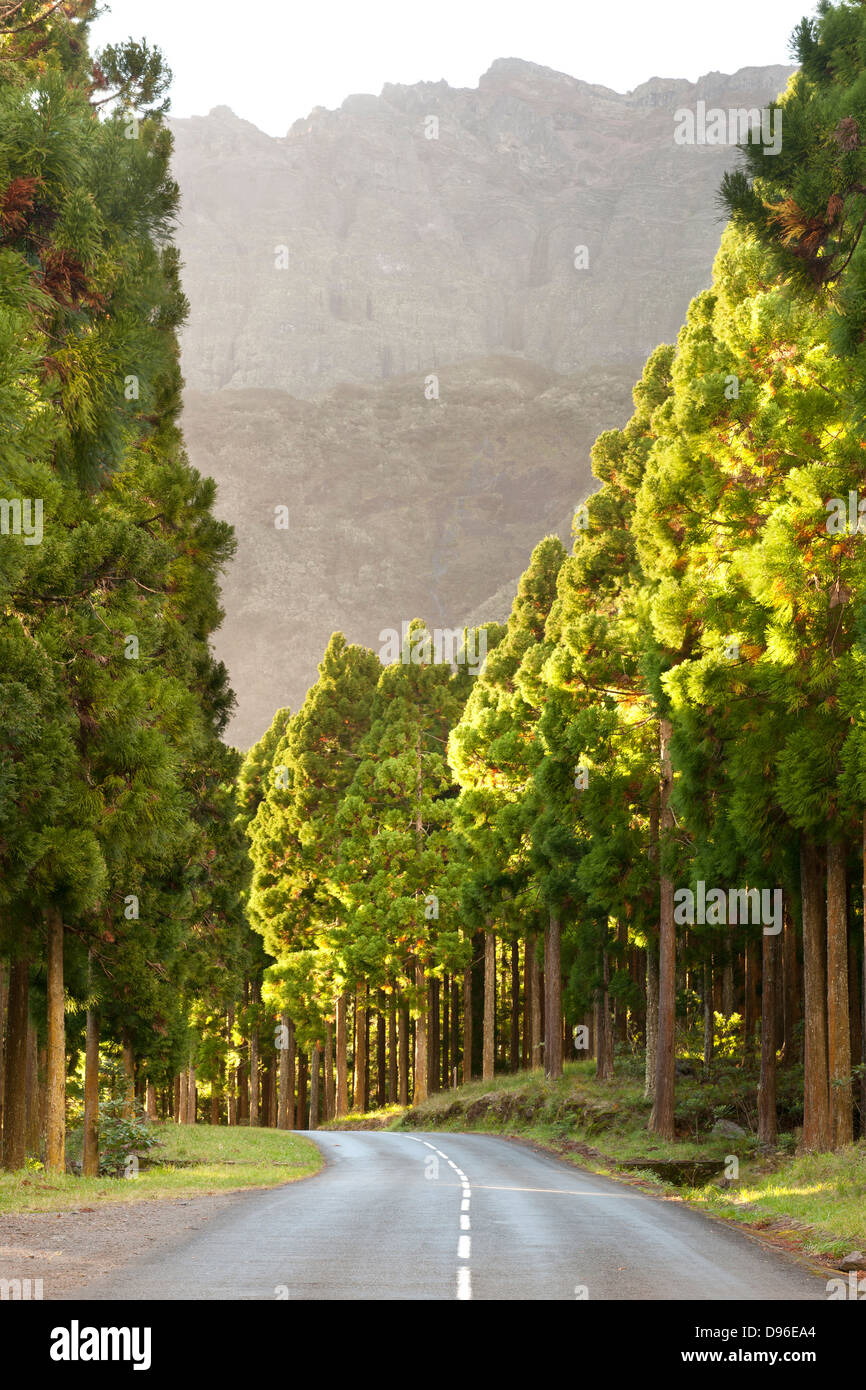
[690,1147,866,1257]
[0,1123,322,1215]
[320,1104,403,1131]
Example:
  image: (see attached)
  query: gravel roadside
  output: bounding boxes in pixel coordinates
[0,1192,244,1299]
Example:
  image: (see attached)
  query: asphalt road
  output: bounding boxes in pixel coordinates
[79,1131,827,1301]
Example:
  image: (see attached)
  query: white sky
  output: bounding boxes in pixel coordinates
[89,0,813,136]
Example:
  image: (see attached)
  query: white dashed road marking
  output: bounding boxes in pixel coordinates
[407,1135,473,1300]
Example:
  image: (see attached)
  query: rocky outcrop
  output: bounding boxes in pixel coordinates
[183,357,637,746]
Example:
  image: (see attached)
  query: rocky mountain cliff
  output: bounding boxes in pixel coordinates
[170,59,796,746]
[183,357,639,744]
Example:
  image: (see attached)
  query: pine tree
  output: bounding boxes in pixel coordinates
[336,621,471,1103]
[720,2,866,421]
[449,542,562,1078]
[536,349,673,1101]
[634,213,862,1149]
[247,634,380,1113]
[0,3,250,1167]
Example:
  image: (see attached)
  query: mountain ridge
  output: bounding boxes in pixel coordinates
[196,60,796,134]
[169,59,797,744]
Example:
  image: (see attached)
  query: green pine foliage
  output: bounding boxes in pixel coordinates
[0,3,258,1163]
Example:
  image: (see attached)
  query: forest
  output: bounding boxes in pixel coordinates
[3,0,866,1181]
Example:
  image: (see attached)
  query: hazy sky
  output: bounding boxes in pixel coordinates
[90,0,813,136]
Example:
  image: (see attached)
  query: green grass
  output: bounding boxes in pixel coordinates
[0,1123,322,1215]
[320,1103,403,1130]
[688,1146,866,1256]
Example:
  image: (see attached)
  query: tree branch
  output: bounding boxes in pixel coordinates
[0,0,67,35]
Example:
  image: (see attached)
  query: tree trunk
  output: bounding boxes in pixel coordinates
[483,929,496,1081]
[178,1068,188,1126]
[441,974,450,1088]
[529,934,542,1069]
[0,960,6,1145]
[614,922,628,1043]
[722,960,734,1018]
[239,1060,251,1122]
[186,1065,197,1124]
[413,961,428,1103]
[462,962,472,1084]
[500,947,508,1069]
[398,1000,410,1106]
[711,960,722,1013]
[44,907,65,1174]
[24,1023,39,1156]
[261,1062,271,1128]
[336,992,349,1116]
[83,1001,99,1177]
[522,941,531,1069]
[325,1020,335,1121]
[278,1013,294,1129]
[296,1051,308,1128]
[650,716,676,1139]
[38,1042,48,1150]
[388,998,398,1104]
[581,1010,593,1060]
[227,1006,237,1126]
[510,941,520,1071]
[595,950,614,1081]
[546,911,563,1080]
[862,811,866,1132]
[450,977,460,1086]
[309,1043,321,1130]
[827,837,853,1147]
[471,931,484,1076]
[645,933,659,1100]
[782,904,800,1066]
[376,992,387,1107]
[801,836,831,1151]
[847,912,860,1135]
[543,923,550,1069]
[355,981,369,1112]
[702,961,714,1079]
[774,920,786,1070]
[349,995,355,1108]
[249,1020,259,1127]
[428,978,440,1095]
[758,926,779,1146]
[121,1030,136,1119]
[744,940,758,1061]
[644,789,660,1100]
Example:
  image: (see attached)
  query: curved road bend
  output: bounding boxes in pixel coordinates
[79,1130,826,1301]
